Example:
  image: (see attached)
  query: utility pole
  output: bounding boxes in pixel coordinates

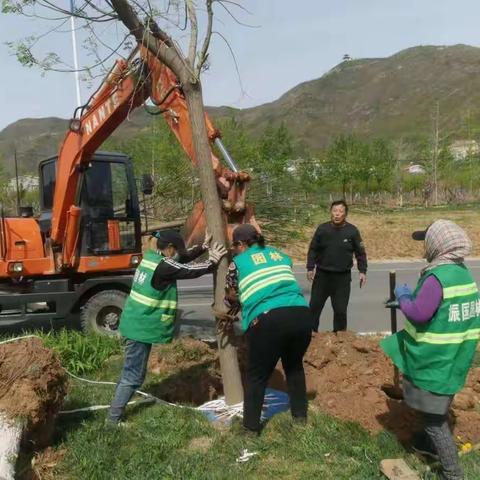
[14,149,21,216]
[432,102,440,205]
[70,0,82,108]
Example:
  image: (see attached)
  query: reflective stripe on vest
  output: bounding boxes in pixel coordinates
[240,271,297,303]
[404,321,480,344]
[239,264,293,291]
[141,259,158,271]
[443,282,478,299]
[129,290,177,310]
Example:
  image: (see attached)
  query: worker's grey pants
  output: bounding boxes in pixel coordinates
[424,412,463,480]
[108,339,152,423]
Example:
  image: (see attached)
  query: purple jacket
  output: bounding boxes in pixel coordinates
[399,275,442,323]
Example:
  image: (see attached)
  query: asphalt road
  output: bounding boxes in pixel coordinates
[177,260,480,340]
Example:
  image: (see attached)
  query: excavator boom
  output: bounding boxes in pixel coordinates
[50,47,255,270]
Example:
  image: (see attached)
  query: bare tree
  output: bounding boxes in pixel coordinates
[3,0,246,404]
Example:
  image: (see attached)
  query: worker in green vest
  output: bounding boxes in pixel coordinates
[108,229,227,424]
[381,220,480,480]
[225,224,312,433]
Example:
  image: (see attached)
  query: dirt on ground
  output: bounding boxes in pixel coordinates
[0,338,67,447]
[152,335,480,444]
[272,332,480,443]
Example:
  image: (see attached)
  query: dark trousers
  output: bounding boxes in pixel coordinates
[423,412,463,480]
[108,339,152,422]
[309,270,351,332]
[243,306,312,432]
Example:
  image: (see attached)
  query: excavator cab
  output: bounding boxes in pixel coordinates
[39,152,142,257]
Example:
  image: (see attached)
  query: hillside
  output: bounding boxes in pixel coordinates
[216,44,480,149]
[2,44,480,174]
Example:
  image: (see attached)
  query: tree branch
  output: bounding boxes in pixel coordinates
[196,0,213,76]
[186,0,198,70]
[110,0,187,81]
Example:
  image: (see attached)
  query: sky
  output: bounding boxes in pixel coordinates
[1,0,480,130]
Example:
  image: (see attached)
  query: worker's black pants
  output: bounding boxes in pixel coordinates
[309,270,351,332]
[243,306,312,432]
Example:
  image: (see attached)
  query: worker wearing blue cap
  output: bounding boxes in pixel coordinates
[108,229,227,424]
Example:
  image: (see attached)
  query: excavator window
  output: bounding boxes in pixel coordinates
[39,153,141,255]
[80,157,139,255]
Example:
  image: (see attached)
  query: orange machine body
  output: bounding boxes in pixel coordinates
[0,46,255,282]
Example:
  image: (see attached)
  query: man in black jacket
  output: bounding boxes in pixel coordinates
[306,200,367,332]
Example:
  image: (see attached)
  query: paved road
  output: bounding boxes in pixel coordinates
[177,260,480,340]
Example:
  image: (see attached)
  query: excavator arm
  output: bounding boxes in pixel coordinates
[50,47,254,270]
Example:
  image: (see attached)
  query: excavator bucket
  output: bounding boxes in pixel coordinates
[182,200,259,248]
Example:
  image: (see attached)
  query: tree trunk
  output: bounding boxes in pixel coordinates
[183,82,243,405]
[0,415,23,480]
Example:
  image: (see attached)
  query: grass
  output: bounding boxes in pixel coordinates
[40,329,122,375]
[19,343,478,480]
[284,203,480,261]
[0,329,121,375]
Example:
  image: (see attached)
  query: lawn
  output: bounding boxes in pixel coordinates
[12,331,480,480]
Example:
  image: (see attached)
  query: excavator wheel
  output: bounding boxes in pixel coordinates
[80,289,127,336]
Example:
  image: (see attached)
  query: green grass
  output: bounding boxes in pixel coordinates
[4,332,479,479]
[40,329,121,375]
[36,353,479,480]
[0,329,122,375]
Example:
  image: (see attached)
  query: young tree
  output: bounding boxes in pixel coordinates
[3,0,246,404]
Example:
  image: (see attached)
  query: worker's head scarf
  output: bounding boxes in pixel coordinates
[422,219,472,273]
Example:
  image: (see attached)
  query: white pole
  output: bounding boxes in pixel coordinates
[70,0,81,108]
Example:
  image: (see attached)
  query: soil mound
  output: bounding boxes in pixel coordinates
[288,332,480,443]
[0,338,67,446]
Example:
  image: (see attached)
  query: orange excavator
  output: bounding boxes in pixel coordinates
[0,46,255,334]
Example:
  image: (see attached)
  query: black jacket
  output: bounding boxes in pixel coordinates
[306,221,367,274]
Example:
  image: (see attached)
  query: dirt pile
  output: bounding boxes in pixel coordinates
[277,332,480,443]
[0,338,67,446]
[148,338,222,405]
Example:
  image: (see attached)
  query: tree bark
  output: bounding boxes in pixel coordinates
[111,0,244,405]
[183,81,244,405]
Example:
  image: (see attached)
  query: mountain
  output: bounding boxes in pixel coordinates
[2,44,480,174]
[209,44,480,150]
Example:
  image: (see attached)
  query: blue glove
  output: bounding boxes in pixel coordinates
[395,284,413,300]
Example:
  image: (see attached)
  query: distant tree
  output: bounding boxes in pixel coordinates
[325,135,365,200]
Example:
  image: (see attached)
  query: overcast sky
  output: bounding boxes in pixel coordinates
[1,0,480,130]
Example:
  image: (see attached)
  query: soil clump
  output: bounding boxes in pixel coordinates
[0,337,67,447]
[275,332,480,443]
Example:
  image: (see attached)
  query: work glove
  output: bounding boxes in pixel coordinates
[208,242,228,265]
[394,284,413,301]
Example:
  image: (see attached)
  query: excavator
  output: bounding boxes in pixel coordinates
[0,46,255,335]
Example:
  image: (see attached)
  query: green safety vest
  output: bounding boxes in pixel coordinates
[234,245,307,331]
[119,250,178,344]
[381,264,480,395]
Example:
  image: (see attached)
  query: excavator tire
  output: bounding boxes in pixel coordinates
[80,289,127,336]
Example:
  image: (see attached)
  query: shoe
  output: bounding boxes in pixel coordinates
[411,431,439,460]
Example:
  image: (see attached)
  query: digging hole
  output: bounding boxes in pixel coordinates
[147,338,228,406]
